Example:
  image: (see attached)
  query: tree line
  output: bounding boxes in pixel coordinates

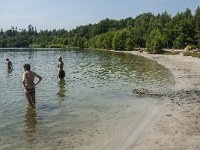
[0,7,200,53]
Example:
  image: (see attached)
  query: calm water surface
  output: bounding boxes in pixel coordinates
[0,49,174,149]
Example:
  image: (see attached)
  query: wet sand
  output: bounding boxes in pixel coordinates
[120,51,200,150]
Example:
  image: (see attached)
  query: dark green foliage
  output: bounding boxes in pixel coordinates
[0,7,200,53]
[146,29,166,54]
[194,7,200,48]
[112,29,134,51]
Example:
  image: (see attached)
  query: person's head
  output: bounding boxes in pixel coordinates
[6,58,9,61]
[58,56,62,61]
[23,63,31,71]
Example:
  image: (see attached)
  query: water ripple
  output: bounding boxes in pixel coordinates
[0,49,174,149]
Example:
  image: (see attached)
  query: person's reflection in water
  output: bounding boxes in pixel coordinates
[57,79,66,101]
[24,106,37,143]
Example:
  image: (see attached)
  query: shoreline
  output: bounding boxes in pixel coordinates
[119,51,200,150]
[126,51,200,91]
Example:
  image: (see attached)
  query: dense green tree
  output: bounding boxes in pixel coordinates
[130,27,146,47]
[112,29,133,50]
[0,35,7,47]
[102,31,115,49]
[146,29,166,54]
[194,7,200,48]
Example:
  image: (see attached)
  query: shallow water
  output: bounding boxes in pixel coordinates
[0,49,174,149]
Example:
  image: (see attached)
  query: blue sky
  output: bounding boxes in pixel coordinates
[0,0,199,31]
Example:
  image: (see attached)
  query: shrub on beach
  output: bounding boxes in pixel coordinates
[191,52,200,58]
[183,51,191,56]
[146,29,166,54]
[184,45,193,51]
[112,29,134,51]
[183,45,193,56]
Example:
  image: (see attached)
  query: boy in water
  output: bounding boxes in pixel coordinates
[57,56,65,80]
[6,58,13,70]
[23,64,42,108]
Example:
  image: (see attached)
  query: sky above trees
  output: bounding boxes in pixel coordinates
[0,0,199,30]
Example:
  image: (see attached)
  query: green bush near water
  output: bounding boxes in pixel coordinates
[48,44,66,48]
[183,51,200,58]
[29,44,41,48]
[183,51,192,56]
[146,29,166,54]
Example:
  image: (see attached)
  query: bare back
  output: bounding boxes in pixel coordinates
[58,61,64,71]
[23,71,35,89]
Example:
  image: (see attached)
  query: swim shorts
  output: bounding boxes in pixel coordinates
[59,70,65,78]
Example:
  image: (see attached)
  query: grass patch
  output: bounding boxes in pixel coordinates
[182,51,200,58]
[191,52,200,58]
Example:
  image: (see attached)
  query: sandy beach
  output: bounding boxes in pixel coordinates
[121,51,200,150]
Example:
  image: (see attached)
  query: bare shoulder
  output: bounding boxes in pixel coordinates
[31,71,38,76]
[23,71,29,76]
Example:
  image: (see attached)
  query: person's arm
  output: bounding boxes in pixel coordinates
[22,73,26,88]
[33,72,42,85]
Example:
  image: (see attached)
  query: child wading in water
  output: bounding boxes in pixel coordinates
[57,56,65,81]
[6,58,13,70]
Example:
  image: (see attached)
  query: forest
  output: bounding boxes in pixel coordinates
[0,7,200,54]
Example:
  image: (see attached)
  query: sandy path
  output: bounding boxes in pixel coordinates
[120,51,200,150]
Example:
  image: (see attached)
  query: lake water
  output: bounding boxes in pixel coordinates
[0,49,174,150]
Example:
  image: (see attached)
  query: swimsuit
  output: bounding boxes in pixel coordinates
[24,83,35,93]
[25,88,35,93]
[59,70,65,78]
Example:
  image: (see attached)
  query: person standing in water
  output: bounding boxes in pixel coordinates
[57,56,65,80]
[6,58,13,70]
[23,64,42,108]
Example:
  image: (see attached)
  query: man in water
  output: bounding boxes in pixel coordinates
[57,56,65,80]
[6,58,13,70]
[23,64,42,108]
